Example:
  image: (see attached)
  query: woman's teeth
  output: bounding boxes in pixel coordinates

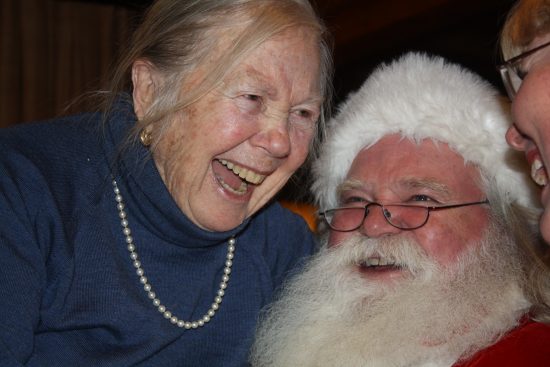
[219,159,266,185]
[531,158,549,186]
[220,180,248,194]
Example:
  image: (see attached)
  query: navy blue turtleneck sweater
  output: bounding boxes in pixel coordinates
[0,100,316,366]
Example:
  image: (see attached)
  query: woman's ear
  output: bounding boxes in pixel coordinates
[132,60,159,120]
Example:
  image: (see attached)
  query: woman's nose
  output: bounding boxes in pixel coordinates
[250,114,291,158]
[358,204,402,238]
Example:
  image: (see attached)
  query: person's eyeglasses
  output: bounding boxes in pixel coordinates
[319,200,490,232]
[498,40,550,100]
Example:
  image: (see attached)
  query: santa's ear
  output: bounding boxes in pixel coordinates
[132,59,161,120]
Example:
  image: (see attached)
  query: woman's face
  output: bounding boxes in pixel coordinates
[152,27,322,232]
[505,33,550,241]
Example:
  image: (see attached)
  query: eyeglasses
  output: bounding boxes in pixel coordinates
[498,40,550,100]
[319,200,489,232]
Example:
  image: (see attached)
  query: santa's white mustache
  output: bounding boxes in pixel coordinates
[325,233,440,280]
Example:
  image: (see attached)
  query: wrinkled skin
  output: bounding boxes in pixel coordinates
[329,135,490,283]
[505,33,550,242]
[133,27,322,232]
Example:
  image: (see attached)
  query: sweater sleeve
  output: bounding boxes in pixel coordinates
[0,148,50,365]
[265,203,318,290]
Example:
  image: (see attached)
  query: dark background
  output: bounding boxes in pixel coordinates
[1,0,518,204]
[82,0,517,104]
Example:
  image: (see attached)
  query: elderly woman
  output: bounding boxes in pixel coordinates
[0,0,331,366]
[498,0,550,243]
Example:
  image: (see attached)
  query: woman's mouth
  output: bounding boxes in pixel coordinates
[527,150,549,187]
[212,159,267,196]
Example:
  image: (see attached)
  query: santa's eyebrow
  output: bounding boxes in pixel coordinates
[336,177,452,200]
[399,178,452,198]
[336,179,365,196]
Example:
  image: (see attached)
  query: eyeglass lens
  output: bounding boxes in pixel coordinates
[325,204,428,232]
[500,65,523,99]
[500,40,550,99]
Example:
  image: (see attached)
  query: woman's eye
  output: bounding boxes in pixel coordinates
[295,109,312,119]
[290,108,318,127]
[244,94,261,102]
[236,94,263,114]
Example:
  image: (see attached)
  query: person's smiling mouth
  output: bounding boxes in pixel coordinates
[527,148,549,187]
[212,159,267,196]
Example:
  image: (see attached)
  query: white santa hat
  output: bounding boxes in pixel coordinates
[312,52,539,211]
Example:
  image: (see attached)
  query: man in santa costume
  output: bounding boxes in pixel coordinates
[250,52,550,367]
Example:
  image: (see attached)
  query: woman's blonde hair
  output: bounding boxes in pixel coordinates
[103,0,332,155]
[489,194,550,323]
[500,0,550,59]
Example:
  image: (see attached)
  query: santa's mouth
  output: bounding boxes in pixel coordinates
[357,257,403,271]
[213,159,267,195]
[527,150,548,187]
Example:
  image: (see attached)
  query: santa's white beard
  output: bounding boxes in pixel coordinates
[250,223,530,367]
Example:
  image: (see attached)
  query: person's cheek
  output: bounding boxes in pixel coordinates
[539,205,550,244]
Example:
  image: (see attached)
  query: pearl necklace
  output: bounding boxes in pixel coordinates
[111,178,235,329]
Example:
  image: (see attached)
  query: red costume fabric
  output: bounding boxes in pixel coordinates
[454,319,550,366]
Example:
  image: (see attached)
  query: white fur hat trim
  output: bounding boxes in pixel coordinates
[312,52,538,211]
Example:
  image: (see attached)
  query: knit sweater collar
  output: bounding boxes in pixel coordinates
[102,96,248,248]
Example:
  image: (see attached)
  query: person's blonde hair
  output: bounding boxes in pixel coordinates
[500,0,550,59]
[487,190,550,323]
[103,0,332,155]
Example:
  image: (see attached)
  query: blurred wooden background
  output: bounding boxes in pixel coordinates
[1,0,516,128]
